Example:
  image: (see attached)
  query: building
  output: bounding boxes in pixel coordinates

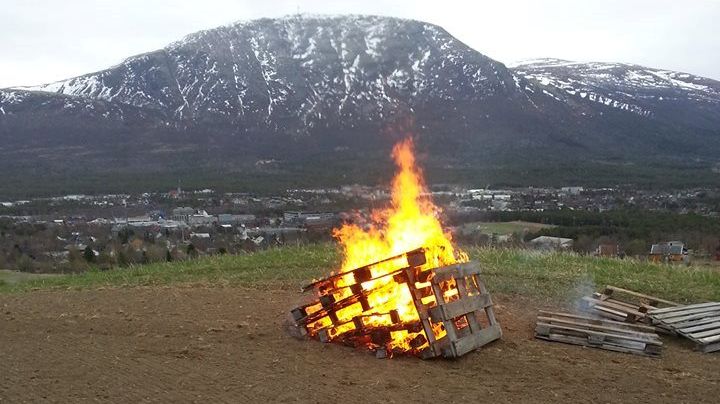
[217,214,256,226]
[649,241,689,264]
[283,211,337,225]
[529,236,574,251]
[596,243,619,257]
[171,207,195,223]
[561,187,585,195]
[188,210,217,226]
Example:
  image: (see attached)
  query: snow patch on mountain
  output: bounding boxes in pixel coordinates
[14,15,519,128]
[512,58,720,118]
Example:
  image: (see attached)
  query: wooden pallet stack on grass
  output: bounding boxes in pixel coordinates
[648,302,720,353]
[535,310,663,357]
[580,285,679,326]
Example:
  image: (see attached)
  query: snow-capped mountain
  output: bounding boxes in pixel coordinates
[511,58,720,128]
[16,15,521,131]
[1,16,719,194]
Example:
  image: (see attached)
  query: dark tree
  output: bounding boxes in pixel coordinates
[83,246,95,263]
[186,243,197,258]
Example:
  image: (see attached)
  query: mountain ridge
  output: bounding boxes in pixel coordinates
[1,15,719,196]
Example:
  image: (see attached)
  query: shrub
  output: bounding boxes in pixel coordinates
[16,255,34,272]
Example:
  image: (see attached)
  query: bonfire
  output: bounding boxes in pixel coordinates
[290,138,501,358]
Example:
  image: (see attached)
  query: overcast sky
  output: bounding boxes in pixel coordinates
[1,0,719,87]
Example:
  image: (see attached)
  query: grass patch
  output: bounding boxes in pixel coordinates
[0,244,340,293]
[1,244,719,303]
[459,221,554,236]
[473,248,720,303]
[0,269,59,285]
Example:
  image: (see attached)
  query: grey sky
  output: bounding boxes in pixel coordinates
[1,0,719,88]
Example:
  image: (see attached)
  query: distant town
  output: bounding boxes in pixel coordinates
[2,184,719,273]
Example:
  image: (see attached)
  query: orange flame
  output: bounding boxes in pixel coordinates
[309,138,467,353]
[333,138,465,271]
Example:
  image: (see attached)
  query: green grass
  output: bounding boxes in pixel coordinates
[1,245,719,304]
[0,244,340,293]
[474,248,720,304]
[459,221,554,236]
[0,270,59,285]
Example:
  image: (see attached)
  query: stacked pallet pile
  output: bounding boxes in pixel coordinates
[648,303,720,353]
[535,310,663,357]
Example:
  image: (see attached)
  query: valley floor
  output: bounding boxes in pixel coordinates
[1,286,718,403]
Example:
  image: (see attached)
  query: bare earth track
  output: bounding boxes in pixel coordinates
[1,286,718,403]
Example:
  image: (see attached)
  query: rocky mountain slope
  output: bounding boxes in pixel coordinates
[1,15,719,194]
[511,58,720,128]
[16,16,525,132]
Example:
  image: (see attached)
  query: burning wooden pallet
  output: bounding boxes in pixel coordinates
[535,310,663,357]
[580,285,679,326]
[648,302,720,353]
[290,248,502,359]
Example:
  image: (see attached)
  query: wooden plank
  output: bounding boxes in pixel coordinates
[591,306,630,321]
[446,324,502,358]
[582,297,646,318]
[403,267,439,356]
[429,293,492,322]
[656,310,720,325]
[538,310,656,332]
[302,248,424,291]
[473,274,499,327]
[536,322,661,345]
[700,341,720,353]
[535,325,660,351]
[431,281,458,344]
[604,285,680,306]
[649,301,720,315]
[698,334,720,344]
[605,298,642,311]
[687,327,720,339]
[455,276,482,333]
[536,333,660,357]
[664,316,720,330]
[432,262,481,283]
[639,303,659,312]
[652,305,720,320]
[651,306,720,322]
[537,316,659,339]
[676,319,720,333]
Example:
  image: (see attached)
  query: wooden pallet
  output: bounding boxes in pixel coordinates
[580,285,679,326]
[535,310,663,357]
[291,254,501,359]
[648,302,720,353]
[421,262,502,358]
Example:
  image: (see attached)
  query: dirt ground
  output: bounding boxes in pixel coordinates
[1,285,718,403]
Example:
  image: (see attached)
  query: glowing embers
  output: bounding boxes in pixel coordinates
[289,249,501,359]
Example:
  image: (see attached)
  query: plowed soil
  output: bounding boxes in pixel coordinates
[1,286,718,403]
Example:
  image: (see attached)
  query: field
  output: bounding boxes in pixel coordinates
[0,269,58,286]
[2,245,719,402]
[457,220,555,236]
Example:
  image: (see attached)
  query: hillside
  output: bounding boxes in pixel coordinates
[3,244,719,401]
[2,15,720,195]
[512,58,720,154]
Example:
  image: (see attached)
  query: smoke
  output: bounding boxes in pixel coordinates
[568,273,597,314]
